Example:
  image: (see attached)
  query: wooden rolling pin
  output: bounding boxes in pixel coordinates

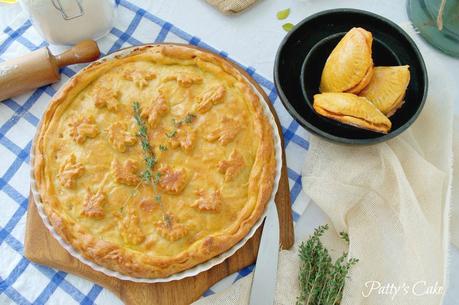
[0,40,100,102]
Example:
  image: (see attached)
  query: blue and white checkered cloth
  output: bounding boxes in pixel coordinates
[0,1,311,304]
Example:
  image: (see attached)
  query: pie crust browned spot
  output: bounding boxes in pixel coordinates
[33,44,276,278]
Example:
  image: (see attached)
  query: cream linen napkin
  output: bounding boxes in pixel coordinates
[193,27,458,305]
[451,116,459,248]
[205,0,257,14]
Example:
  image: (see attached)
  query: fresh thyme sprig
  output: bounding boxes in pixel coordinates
[339,232,349,243]
[166,129,177,138]
[183,113,196,124]
[133,102,157,181]
[173,113,196,128]
[167,113,196,138]
[297,224,358,305]
[132,103,162,202]
[119,180,143,214]
[132,102,171,226]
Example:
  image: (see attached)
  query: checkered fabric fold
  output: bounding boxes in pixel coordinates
[0,0,310,304]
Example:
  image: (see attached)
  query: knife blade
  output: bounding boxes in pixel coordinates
[249,201,280,305]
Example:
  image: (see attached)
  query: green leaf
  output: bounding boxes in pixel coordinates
[163,213,172,227]
[172,118,182,127]
[145,156,156,169]
[339,231,349,243]
[166,130,177,138]
[141,169,152,182]
[159,144,168,152]
[132,101,140,113]
[139,126,147,136]
[141,140,151,152]
[276,8,290,20]
[153,172,161,184]
[184,113,196,124]
[282,22,294,32]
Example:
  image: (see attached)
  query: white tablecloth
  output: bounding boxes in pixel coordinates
[0,0,457,304]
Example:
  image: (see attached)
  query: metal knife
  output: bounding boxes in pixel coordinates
[249,201,280,305]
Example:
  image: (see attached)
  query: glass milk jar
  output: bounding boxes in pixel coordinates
[19,0,117,45]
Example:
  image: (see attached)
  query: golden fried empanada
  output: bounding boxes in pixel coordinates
[360,65,410,117]
[313,93,392,134]
[320,27,374,94]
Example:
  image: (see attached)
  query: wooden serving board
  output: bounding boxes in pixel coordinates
[24,47,293,305]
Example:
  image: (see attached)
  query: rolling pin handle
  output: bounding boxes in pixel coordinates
[55,40,100,68]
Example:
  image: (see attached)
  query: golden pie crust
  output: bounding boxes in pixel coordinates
[33,44,276,278]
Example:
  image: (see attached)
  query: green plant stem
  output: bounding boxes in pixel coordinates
[132,102,166,215]
[296,225,358,305]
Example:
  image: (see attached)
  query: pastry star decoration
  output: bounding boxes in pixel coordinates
[112,159,140,186]
[155,213,188,241]
[169,126,196,152]
[107,122,137,152]
[158,166,188,194]
[123,69,157,89]
[163,73,203,88]
[140,95,169,128]
[195,84,226,114]
[206,116,240,145]
[119,210,145,245]
[58,154,85,188]
[69,116,99,144]
[191,189,222,212]
[139,198,159,213]
[218,150,245,181]
[94,86,121,111]
[81,188,106,219]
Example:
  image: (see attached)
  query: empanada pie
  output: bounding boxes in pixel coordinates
[313,27,411,133]
[33,45,276,278]
[320,27,374,94]
[313,93,392,134]
[360,65,410,117]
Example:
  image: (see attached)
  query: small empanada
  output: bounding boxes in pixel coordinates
[313,93,392,134]
[360,65,410,117]
[320,27,374,94]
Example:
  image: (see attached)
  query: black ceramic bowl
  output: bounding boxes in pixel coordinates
[274,9,428,145]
